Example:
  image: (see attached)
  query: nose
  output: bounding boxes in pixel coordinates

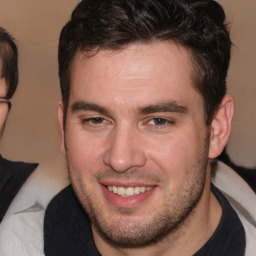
[103,125,147,173]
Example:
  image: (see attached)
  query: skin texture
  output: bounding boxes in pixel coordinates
[0,66,9,139]
[58,41,234,256]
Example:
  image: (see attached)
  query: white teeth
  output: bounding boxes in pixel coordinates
[107,186,153,197]
[117,187,126,196]
[113,186,117,193]
[140,187,146,193]
[134,187,141,195]
[125,187,134,196]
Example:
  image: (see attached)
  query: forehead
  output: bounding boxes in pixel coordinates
[69,41,200,108]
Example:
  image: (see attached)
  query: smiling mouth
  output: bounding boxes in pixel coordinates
[107,186,153,197]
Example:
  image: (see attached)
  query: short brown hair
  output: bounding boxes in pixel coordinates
[59,0,231,125]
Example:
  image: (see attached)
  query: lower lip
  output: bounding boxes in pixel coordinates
[102,185,156,208]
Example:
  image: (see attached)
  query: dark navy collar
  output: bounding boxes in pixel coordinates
[194,184,245,256]
[44,184,245,256]
[44,185,100,256]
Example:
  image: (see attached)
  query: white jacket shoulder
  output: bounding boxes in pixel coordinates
[0,162,69,256]
[213,161,256,256]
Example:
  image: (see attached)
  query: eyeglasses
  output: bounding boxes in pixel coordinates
[0,98,12,110]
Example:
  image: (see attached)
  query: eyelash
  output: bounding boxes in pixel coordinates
[147,117,175,127]
[81,117,109,125]
[80,116,175,129]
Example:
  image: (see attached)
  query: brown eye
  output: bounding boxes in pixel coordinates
[153,118,167,126]
[91,117,104,124]
[81,117,106,126]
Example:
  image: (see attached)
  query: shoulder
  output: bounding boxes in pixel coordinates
[0,156,38,222]
[0,162,69,256]
[0,156,38,194]
[212,161,256,256]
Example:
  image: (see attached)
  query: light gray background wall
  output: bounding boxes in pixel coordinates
[0,0,255,176]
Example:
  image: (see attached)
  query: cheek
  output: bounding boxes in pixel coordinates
[149,139,188,173]
[65,130,105,172]
[147,131,206,179]
[0,106,8,138]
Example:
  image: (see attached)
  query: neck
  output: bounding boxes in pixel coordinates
[93,178,222,256]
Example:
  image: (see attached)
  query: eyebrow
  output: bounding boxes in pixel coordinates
[139,102,188,115]
[71,101,110,115]
[71,101,188,116]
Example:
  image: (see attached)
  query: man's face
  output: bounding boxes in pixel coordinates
[60,41,213,247]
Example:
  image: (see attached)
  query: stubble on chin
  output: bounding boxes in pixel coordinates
[69,166,208,248]
[67,135,211,248]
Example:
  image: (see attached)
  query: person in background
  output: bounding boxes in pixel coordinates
[0,30,67,256]
[0,27,38,223]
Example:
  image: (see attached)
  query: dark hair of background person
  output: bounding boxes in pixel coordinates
[0,27,18,99]
[58,0,232,126]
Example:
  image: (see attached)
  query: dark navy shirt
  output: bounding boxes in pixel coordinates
[44,184,245,256]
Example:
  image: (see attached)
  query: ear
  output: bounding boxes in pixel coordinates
[58,100,66,155]
[208,95,234,159]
